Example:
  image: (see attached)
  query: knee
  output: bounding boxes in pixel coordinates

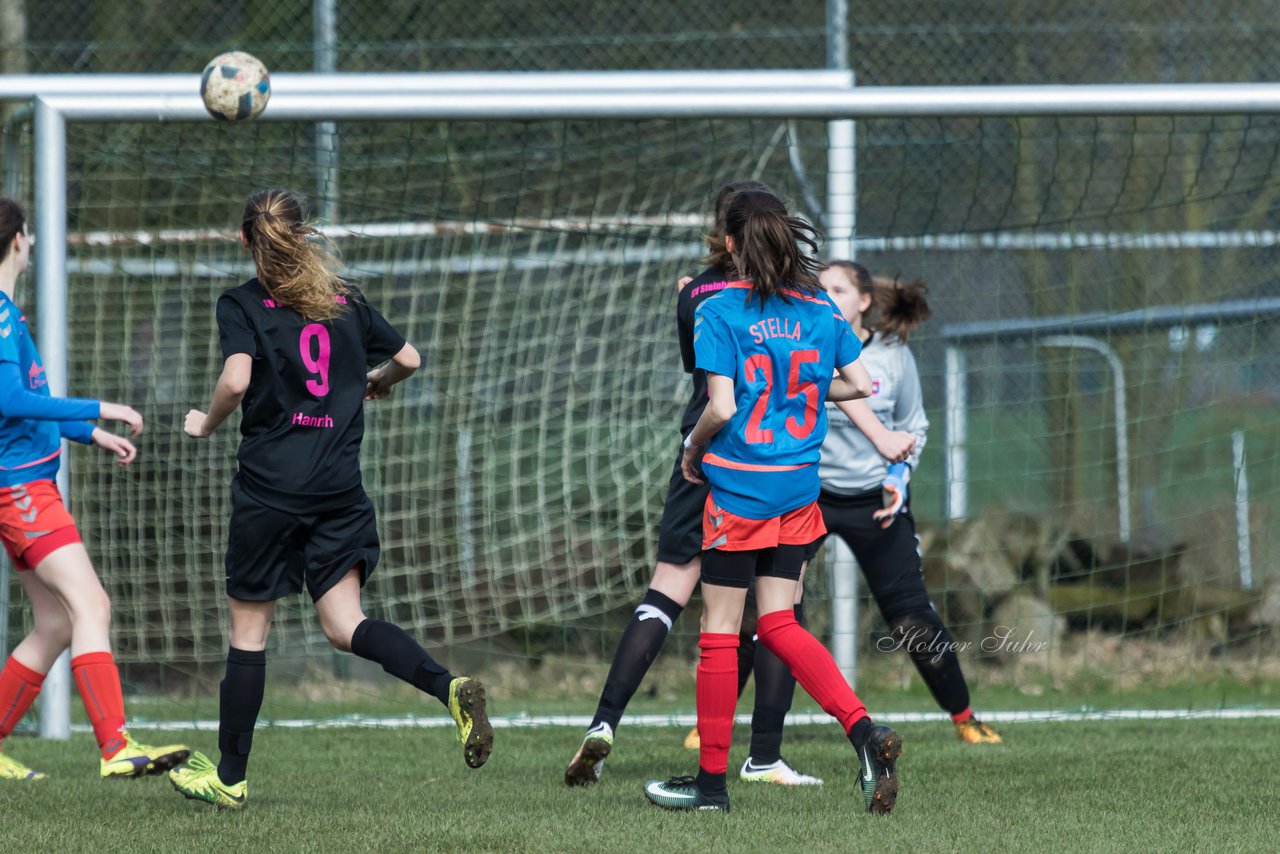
[320,615,360,652]
[71,589,112,633]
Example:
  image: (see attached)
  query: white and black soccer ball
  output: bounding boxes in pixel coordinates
[200,51,271,122]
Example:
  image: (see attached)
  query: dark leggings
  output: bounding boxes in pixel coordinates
[814,487,971,716]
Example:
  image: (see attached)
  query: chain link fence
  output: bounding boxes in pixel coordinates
[6,1,1280,82]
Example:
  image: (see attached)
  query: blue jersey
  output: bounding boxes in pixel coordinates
[693,282,861,519]
[0,292,98,487]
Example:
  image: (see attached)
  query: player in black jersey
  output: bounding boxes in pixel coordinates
[169,189,492,811]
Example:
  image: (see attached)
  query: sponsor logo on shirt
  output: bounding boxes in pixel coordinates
[688,280,731,300]
[871,378,881,396]
[291,412,334,428]
[29,362,46,389]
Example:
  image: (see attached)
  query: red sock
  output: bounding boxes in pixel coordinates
[0,656,46,747]
[952,707,974,724]
[757,610,868,735]
[696,633,740,776]
[71,652,128,759]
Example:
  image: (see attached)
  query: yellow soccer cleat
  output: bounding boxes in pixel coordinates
[169,751,247,810]
[448,677,493,769]
[100,731,191,780]
[955,717,1003,744]
[0,749,47,780]
[683,726,700,751]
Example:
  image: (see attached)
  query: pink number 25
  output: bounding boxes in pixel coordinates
[299,323,331,396]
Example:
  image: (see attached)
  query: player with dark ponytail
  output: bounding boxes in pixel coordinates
[642,190,903,815]
[169,189,493,810]
[816,261,1001,744]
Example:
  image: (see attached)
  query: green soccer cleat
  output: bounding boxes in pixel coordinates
[564,722,613,787]
[0,749,47,781]
[857,724,903,815]
[448,676,493,769]
[643,775,730,812]
[169,751,247,810]
[100,731,190,780]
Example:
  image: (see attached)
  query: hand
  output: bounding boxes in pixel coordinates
[90,428,137,465]
[680,440,705,484]
[99,402,144,437]
[183,409,211,438]
[872,463,909,529]
[873,430,916,464]
[677,276,693,292]
[365,368,393,400]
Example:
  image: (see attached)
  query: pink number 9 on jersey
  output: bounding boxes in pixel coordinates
[299,323,331,396]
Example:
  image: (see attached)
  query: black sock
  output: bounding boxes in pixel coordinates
[748,604,802,763]
[217,647,265,786]
[590,588,683,731]
[696,766,728,797]
[889,610,971,716]
[847,716,874,751]
[350,619,455,706]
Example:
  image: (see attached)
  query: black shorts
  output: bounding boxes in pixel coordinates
[224,478,380,602]
[655,446,710,564]
[699,544,808,589]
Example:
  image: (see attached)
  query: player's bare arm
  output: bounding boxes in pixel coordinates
[185,353,252,438]
[835,398,916,464]
[681,373,735,484]
[365,342,421,400]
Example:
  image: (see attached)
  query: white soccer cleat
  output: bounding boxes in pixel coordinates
[739,755,824,786]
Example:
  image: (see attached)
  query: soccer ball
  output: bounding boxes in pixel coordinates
[200,51,271,122]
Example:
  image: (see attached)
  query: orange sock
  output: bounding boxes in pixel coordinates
[0,656,46,748]
[71,652,128,759]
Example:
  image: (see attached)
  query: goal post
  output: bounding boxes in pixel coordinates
[4,76,1279,738]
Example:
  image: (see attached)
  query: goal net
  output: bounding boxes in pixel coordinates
[3,96,1278,722]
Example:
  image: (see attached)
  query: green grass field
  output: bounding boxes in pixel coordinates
[7,718,1280,852]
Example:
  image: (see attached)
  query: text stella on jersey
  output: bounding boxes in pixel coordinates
[749,316,802,344]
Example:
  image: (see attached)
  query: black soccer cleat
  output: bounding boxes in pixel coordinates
[858,724,903,815]
[643,775,731,812]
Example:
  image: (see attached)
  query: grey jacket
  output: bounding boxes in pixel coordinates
[819,331,929,495]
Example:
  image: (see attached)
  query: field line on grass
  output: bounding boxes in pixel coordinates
[99,707,1280,733]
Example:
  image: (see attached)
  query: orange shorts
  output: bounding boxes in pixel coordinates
[702,495,827,552]
[0,480,82,571]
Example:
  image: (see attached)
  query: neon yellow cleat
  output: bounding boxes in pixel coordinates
[0,749,47,780]
[448,677,493,769]
[955,717,1003,744]
[169,751,247,810]
[100,731,190,780]
[683,726,700,751]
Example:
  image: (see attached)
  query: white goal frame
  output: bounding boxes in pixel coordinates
[6,73,1280,737]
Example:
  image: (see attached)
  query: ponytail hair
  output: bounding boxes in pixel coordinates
[872,275,932,343]
[241,189,347,322]
[702,179,774,272]
[724,189,821,302]
[824,259,932,342]
[0,197,25,264]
